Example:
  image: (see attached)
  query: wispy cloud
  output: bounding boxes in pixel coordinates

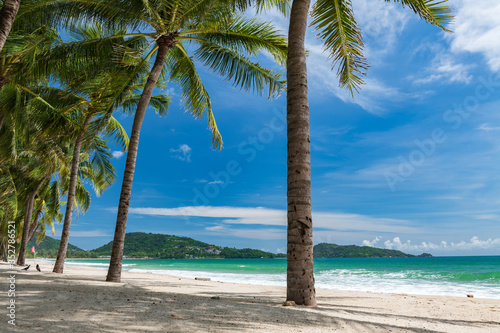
[477,123,500,131]
[170,144,192,162]
[70,230,111,237]
[352,0,411,57]
[128,206,418,234]
[204,224,285,240]
[414,55,474,84]
[450,0,500,72]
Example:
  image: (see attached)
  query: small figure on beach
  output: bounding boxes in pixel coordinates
[22,265,30,271]
[36,264,41,272]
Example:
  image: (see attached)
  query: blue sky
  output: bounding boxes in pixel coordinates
[53,0,500,256]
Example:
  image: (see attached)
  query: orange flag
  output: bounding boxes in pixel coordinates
[30,246,35,253]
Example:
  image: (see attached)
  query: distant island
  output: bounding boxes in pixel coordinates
[313,243,432,258]
[28,232,432,259]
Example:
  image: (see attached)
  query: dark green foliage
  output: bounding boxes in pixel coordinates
[26,235,97,258]
[91,232,284,259]
[313,243,433,258]
[220,247,278,259]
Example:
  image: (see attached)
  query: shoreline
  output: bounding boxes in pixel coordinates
[54,257,500,300]
[2,259,499,332]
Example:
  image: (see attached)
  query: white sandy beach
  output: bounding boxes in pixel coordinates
[2,259,500,332]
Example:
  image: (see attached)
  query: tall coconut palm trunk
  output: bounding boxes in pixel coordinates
[53,115,92,273]
[0,112,4,131]
[0,0,21,53]
[1,241,7,262]
[106,35,176,282]
[27,207,42,241]
[17,173,50,266]
[286,0,316,306]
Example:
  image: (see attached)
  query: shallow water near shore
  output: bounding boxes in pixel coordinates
[58,256,500,299]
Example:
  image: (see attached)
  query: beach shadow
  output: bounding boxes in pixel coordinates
[2,269,498,333]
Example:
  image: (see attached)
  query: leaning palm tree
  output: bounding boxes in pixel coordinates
[285,0,453,305]
[0,0,22,53]
[75,2,288,283]
[22,0,287,282]
[51,23,171,274]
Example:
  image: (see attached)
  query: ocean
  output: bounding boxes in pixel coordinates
[58,256,500,299]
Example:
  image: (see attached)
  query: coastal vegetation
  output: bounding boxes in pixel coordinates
[25,232,431,259]
[26,232,287,259]
[313,243,432,258]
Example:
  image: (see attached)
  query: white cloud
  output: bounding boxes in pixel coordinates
[204,225,285,240]
[477,123,500,131]
[414,55,474,84]
[380,236,500,252]
[362,236,381,247]
[165,87,176,96]
[205,225,225,231]
[352,0,411,56]
[472,214,500,220]
[450,0,500,72]
[70,230,111,237]
[129,205,418,233]
[112,151,125,159]
[170,144,192,162]
[208,180,224,185]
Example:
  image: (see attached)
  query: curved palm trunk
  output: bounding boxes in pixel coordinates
[53,115,92,273]
[1,241,7,262]
[17,173,50,266]
[106,35,176,282]
[286,0,316,306]
[28,207,42,241]
[0,0,21,53]
[0,110,5,130]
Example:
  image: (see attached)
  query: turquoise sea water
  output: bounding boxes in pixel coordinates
[59,256,500,299]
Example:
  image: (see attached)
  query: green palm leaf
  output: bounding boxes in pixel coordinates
[167,42,222,149]
[311,0,368,94]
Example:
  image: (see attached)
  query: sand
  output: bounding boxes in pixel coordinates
[1,259,499,332]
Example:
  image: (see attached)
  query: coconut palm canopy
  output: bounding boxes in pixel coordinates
[1,0,499,285]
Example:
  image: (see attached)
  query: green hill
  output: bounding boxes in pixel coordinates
[28,233,432,259]
[26,236,97,258]
[90,232,285,259]
[313,243,432,258]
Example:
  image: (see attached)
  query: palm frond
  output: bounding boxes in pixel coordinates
[195,41,285,99]
[311,0,368,94]
[389,0,453,31]
[183,15,288,67]
[166,42,222,149]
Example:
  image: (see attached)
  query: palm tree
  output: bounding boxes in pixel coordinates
[60,1,289,283]
[51,23,170,274]
[0,0,22,53]
[285,0,453,305]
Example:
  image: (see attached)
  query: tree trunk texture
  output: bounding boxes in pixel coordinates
[0,0,21,53]
[1,241,7,262]
[0,109,5,130]
[27,208,42,242]
[53,115,92,273]
[286,0,317,306]
[16,173,50,266]
[106,35,176,282]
